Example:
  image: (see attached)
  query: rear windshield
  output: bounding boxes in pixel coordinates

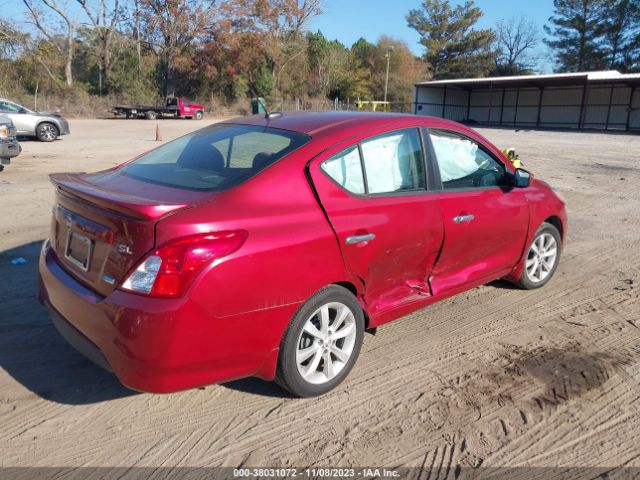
[121,124,309,191]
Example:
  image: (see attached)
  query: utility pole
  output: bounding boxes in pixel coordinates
[384,46,394,103]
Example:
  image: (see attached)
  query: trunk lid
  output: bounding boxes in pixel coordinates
[49,170,212,296]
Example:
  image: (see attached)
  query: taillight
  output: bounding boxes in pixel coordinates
[120,230,247,297]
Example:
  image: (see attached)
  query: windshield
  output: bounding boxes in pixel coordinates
[121,124,309,191]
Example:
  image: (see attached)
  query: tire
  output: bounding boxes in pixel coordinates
[145,111,157,120]
[516,222,562,290]
[195,110,203,120]
[36,122,59,142]
[275,285,365,397]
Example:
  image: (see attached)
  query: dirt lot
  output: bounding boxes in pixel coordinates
[1,119,639,471]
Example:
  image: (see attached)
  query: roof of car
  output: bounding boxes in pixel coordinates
[224,111,424,136]
[221,110,506,165]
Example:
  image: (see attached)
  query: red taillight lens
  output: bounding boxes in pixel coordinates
[120,230,247,298]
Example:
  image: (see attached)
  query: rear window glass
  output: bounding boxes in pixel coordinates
[121,124,309,191]
[321,146,365,194]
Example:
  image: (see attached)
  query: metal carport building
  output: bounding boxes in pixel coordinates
[413,70,640,131]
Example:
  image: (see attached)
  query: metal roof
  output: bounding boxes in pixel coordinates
[415,70,640,89]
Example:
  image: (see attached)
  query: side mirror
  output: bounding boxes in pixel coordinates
[514,168,531,188]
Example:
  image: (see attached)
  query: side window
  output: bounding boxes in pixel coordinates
[360,129,425,194]
[321,146,365,194]
[429,130,506,190]
[0,101,21,113]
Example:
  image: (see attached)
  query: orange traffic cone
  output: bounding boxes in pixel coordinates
[155,123,162,141]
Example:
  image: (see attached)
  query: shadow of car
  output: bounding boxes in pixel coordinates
[0,241,134,405]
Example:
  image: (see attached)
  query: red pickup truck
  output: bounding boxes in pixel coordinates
[112,97,205,120]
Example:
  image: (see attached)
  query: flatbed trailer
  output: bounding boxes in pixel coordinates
[112,97,205,120]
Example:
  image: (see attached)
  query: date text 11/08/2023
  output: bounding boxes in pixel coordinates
[232,468,400,478]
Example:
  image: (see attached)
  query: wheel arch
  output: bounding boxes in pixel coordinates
[255,280,369,382]
[36,119,60,133]
[331,280,371,329]
[544,215,564,240]
[504,213,565,286]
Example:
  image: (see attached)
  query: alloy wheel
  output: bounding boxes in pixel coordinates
[525,232,558,283]
[296,302,357,385]
[38,124,58,141]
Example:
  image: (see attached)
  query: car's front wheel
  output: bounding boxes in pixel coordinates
[276,285,364,397]
[37,122,59,142]
[516,222,561,289]
[195,110,203,120]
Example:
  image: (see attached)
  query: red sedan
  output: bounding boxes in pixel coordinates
[38,112,567,397]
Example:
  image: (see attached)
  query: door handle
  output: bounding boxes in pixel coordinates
[453,214,475,223]
[345,233,376,245]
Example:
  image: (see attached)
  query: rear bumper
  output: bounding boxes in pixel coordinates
[0,139,21,159]
[38,242,296,393]
[46,303,113,372]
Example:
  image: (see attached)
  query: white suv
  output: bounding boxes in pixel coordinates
[0,99,70,142]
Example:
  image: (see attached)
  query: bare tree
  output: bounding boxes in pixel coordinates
[271,0,323,95]
[137,0,217,95]
[133,0,142,65]
[494,16,538,75]
[23,0,76,86]
[224,0,322,95]
[0,20,28,60]
[77,0,122,95]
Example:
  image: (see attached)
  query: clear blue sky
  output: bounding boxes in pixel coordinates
[312,0,555,70]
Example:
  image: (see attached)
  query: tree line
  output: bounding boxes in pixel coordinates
[408,0,640,78]
[0,0,638,113]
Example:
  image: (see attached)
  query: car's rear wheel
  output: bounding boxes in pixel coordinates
[145,111,157,120]
[37,122,59,142]
[276,285,364,397]
[516,222,561,289]
[195,110,203,120]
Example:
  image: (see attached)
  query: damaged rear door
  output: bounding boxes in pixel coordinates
[308,127,444,319]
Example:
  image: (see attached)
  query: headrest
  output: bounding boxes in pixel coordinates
[178,144,225,171]
[252,152,274,170]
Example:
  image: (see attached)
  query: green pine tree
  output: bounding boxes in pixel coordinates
[406,0,496,79]
[544,0,609,72]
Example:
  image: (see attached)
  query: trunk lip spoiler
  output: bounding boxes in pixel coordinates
[50,173,189,221]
